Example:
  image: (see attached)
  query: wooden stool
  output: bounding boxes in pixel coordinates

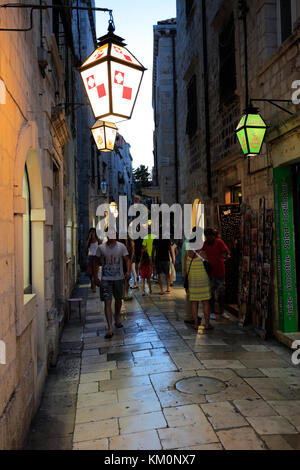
[68,298,83,322]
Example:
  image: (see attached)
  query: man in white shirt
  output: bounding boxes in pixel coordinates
[97,230,131,339]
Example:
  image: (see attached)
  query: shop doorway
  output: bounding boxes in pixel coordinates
[292,163,300,326]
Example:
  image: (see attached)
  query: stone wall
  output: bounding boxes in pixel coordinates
[0,3,92,448]
[175,0,300,334]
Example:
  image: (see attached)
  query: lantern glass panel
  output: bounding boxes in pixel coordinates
[247,127,266,155]
[92,127,106,151]
[110,44,142,67]
[236,129,248,155]
[106,127,117,151]
[82,44,108,68]
[237,115,246,130]
[246,114,266,128]
[81,62,110,120]
[110,61,143,119]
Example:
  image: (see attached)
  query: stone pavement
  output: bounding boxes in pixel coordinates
[26,278,300,450]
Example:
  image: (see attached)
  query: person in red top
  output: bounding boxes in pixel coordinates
[203,228,230,318]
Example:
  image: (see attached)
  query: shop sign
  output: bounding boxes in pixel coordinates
[273,167,298,333]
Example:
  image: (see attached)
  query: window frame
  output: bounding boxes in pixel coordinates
[277,0,298,45]
[219,12,237,106]
[23,165,32,295]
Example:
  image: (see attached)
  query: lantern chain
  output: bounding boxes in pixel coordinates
[108,10,115,33]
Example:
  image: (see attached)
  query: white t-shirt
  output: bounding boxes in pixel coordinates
[97,242,129,281]
[89,242,99,256]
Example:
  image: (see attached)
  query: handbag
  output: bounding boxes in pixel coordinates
[194,251,211,276]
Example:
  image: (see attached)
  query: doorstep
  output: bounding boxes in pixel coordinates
[275,330,300,349]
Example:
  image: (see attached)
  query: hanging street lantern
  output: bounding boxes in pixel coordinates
[235,107,267,157]
[79,17,146,123]
[91,120,117,152]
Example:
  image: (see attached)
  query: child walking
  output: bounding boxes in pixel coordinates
[139,250,152,296]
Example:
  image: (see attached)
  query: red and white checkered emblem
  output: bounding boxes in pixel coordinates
[97,84,106,99]
[122,86,132,100]
[114,71,124,85]
[87,75,96,89]
[94,50,104,60]
[113,46,132,63]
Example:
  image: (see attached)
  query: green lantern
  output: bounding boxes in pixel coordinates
[236,107,267,157]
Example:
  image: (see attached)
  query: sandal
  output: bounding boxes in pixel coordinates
[114,322,123,329]
[104,332,114,339]
[204,325,214,331]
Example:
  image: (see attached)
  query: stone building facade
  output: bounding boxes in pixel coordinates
[153,18,178,205]
[175,0,300,342]
[0,1,95,449]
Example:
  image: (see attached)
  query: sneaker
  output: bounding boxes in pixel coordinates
[210,313,216,320]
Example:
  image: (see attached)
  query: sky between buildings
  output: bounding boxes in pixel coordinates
[95,0,176,173]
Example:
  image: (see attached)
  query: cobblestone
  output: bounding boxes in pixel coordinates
[25,279,300,450]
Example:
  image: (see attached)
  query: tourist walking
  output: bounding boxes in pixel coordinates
[183,244,212,331]
[203,228,230,318]
[153,232,175,295]
[139,250,152,296]
[85,228,101,292]
[97,230,131,339]
[169,237,178,286]
[132,237,143,288]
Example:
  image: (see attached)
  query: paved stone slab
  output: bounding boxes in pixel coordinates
[119,411,167,434]
[217,427,266,450]
[78,382,99,395]
[234,399,277,418]
[246,416,298,435]
[201,401,248,430]
[158,423,218,450]
[117,385,157,403]
[79,371,110,384]
[109,430,162,450]
[163,404,208,428]
[260,435,294,450]
[99,375,151,392]
[75,398,161,424]
[169,353,204,371]
[73,419,118,442]
[77,390,118,408]
[73,439,109,450]
[268,401,300,431]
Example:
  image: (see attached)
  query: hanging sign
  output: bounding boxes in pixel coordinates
[273,166,298,333]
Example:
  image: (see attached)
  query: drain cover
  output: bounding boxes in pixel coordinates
[175,377,226,395]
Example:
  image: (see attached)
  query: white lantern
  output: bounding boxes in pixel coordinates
[91,120,117,152]
[79,26,145,123]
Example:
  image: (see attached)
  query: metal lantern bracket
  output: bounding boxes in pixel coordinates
[0,3,113,32]
[250,98,295,116]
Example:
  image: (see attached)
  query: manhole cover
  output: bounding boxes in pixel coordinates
[175,377,226,395]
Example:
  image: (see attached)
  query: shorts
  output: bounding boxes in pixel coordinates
[88,255,99,268]
[210,278,225,299]
[156,260,170,276]
[100,280,125,301]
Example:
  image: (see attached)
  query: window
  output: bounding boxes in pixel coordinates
[23,165,32,294]
[219,13,236,105]
[277,0,297,43]
[186,74,198,137]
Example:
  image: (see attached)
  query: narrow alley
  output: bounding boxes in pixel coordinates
[26,278,300,451]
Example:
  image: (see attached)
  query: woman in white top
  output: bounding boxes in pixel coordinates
[86,228,101,292]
